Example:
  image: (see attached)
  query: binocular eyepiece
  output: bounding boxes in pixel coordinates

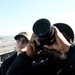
[33,18,55,50]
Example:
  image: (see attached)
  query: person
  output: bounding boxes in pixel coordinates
[6,23,75,75]
[0,31,31,75]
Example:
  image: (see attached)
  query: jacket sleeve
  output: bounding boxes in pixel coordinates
[6,52,33,75]
[66,44,75,69]
[6,45,75,75]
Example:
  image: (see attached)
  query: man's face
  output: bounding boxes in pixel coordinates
[16,36,28,49]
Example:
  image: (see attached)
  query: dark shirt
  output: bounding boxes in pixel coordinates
[1,52,17,75]
[6,45,75,75]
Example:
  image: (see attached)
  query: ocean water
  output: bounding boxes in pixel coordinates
[0,36,14,38]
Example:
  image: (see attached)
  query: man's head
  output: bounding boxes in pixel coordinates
[53,23,74,43]
[51,23,74,61]
[38,23,74,60]
[14,32,31,52]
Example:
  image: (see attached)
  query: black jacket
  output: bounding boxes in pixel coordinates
[6,45,75,75]
[1,52,17,75]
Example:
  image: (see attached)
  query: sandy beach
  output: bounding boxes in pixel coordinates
[0,38,16,55]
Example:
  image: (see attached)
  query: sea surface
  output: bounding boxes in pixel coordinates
[0,36,14,39]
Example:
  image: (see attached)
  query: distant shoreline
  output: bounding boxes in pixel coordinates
[0,38,16,55]
[0,36,14,39]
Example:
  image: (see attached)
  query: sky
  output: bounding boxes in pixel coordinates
[0,0,75,36]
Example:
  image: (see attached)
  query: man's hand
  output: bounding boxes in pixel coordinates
[44,26,71,53]
[26,33,40,57]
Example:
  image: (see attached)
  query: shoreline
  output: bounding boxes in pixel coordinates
[0,38,16,55]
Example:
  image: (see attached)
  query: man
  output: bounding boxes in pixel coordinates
[6,23,75,75]
[1,31,31,75]
[14,32,31,55]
